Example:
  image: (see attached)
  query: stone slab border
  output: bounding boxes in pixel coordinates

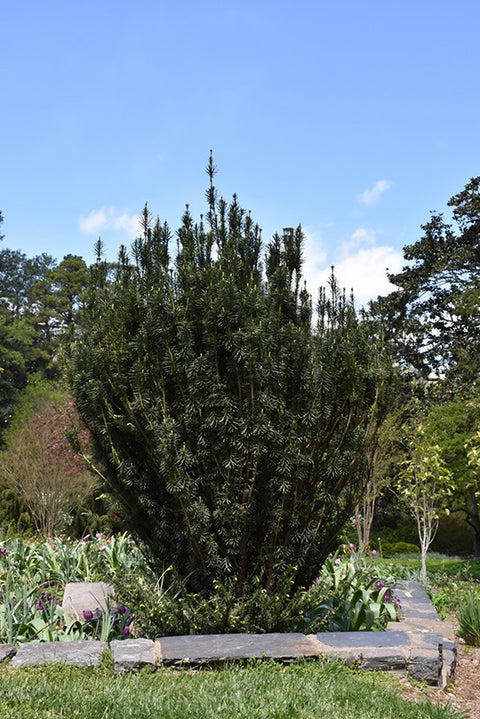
[0,581,456,688]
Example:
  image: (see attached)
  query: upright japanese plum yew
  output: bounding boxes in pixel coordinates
[69,158,392,598]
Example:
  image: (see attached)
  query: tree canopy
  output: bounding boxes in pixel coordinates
[69,159,394,598]
[378,177,480,386]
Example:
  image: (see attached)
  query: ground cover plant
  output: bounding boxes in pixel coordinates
[112,544,401,636]
[0,657,468,719]
[375,553,480,584]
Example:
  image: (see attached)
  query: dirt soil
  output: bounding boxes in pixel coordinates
[397,638,480,718]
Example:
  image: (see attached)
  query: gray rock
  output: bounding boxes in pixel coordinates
[157,633,320,665]
[359,646,409,672]
[111,638,160,674]
[441,647,457,688]
[0,644,16,663]
[62,582,115,619]
[315,630,409,648]
[409,647,440,685]
[10,640,109,668]
[408,632,443,649]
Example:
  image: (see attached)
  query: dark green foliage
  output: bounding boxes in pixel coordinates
[114,570,333,636]
[380,177,480,386]
[0,308,35,434]
[69,158,392,597]
[432,514,472,556]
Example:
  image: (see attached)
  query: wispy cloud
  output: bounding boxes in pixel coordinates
[79,207,139,236]
[359,180,391,206]
[340,226,378,256]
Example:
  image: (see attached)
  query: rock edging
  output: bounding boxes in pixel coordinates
[0,581,455,687]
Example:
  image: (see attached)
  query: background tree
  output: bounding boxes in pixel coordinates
[423,398,480,555]
[0,381,98,536]
[0,309,34,434]
[396,423,454,582]
[0,249,56,318]
[380,176,480,387]
[69,159,393,600]
[354,406,404,549]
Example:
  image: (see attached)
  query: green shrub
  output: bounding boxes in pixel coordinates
[114,569,335,636]
[378,541,419,557]
[456,592,480,646]
[116,547,401,637]
[69,160,394,600]
[431,515,472,556]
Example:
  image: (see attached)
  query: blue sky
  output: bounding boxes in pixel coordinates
[2,0,480,306]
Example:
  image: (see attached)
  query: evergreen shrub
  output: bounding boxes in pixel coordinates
[69,157,393,602]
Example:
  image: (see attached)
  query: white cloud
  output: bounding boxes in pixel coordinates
[316,246,403,307]
[350,227,376,245]
[79,206,139,236]
[301,229,328,294]
[359,180,391,206]
[301,228,403,308]
[341,226,378,256]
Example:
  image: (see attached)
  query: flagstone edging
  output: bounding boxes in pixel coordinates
[0,581,456,688]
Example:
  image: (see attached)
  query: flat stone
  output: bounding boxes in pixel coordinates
[62,582,115,619]
[10,640,108,668]
[403,610,441,622]
[396,582,432,606]
[0,644,16,663]
[111,638,160,674]
[408,632,442,649]
[157,633,320,665]
[359,646,409,672]
[409,647,440,685]
[315,631,409,648]
[396,620,455,641]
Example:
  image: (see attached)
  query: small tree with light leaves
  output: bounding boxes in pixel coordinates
[397,423,454,582]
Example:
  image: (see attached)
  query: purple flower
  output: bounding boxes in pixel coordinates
[371,550,377,557]
[83,609,93,620]
[117,605,127,615]
[99,546,106,552]
[349,543,355,550]
[123,625,130,636]
[335,558,341,565]
[0,548,6,555]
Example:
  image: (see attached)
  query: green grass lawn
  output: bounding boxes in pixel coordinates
[377,554,480,581]
[0,656,464,719]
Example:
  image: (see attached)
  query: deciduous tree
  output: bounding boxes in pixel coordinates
[397,423,454,582]
[0,383,97,536]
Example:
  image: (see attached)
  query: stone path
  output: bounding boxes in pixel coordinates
[0,581,456,687]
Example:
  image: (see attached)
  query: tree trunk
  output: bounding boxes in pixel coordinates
[469,490,480,557]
